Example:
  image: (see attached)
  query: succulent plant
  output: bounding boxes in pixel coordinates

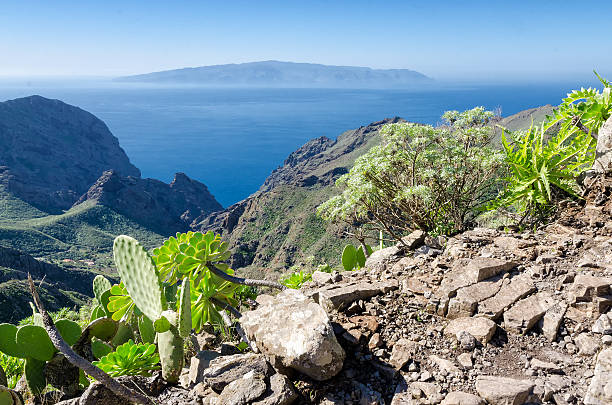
[113,235,192,383]
[93,339,160,378]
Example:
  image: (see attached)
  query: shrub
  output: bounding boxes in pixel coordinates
[318,107,505,239]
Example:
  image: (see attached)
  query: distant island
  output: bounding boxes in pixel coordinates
[115,60,432,88]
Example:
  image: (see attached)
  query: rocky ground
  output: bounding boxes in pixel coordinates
[49,172,612,405]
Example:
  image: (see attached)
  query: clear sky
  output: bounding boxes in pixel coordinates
[1,0,610,81]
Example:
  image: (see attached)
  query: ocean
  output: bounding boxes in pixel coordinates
[0,80,599,207]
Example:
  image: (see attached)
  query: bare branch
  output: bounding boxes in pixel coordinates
[208,266,286,290]
[27,274,154,405]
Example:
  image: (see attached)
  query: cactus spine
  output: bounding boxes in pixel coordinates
[113,235,191,383]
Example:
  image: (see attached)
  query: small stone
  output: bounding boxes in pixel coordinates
[430,355,461,375]
[530,358,562,373]
[368,333,383,350]
[458,331,477,350]
[457,353,473,369]
[389,339,419,369]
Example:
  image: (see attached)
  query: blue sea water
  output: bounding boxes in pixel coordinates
[0,80,599,207]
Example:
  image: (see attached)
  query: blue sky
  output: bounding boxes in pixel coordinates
[1,1,610,81]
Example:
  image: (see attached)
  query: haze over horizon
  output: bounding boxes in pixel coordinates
[1,1,611,83]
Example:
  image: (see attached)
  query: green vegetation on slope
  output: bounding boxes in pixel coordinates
[0,188,166,266]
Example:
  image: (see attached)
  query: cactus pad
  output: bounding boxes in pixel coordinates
[113,236,164,321]
[157,310,183,383]
[24,358,46,396]
[0,324,25,358]
[91,338,112,360]
[111,322,134,347]
[55,320,82,346]
[177,279,191,339]
[84,318,118,341]
[16,326,56,362]
[93,275,112,304]
[138,316,155,344]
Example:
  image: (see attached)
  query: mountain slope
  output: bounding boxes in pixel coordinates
[116,61,432,88]
[0,95,223,269]
[0,245,109,323]
[0,95,140,213]
[196,118,404,278]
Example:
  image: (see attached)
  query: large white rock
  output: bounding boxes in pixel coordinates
[585,348,612,405]
[240,289,345,381]
[594,116,612,173]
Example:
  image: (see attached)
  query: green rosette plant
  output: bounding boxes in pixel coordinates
[93,339,160,378]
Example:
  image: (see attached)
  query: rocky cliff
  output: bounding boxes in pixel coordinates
[0,95,140,212]
[75,170,222,234]
[0,95,223,260]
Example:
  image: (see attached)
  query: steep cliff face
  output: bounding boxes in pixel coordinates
[196,118,404,276]
[75,170,223,235]
[0,95,140,212]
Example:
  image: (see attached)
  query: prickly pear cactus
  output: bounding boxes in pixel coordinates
[15,326,55,362]
[24,358,46,396]
[93,275,113,317]
[113,236,164,321]
[177,278,191,339]
[157,310,183,383]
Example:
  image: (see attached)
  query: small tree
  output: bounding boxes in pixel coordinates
[318,107,505,241]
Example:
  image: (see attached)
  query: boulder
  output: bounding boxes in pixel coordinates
[444,317,497,344]
[475,376,534,405]
[447,276,504,319]
[593,313,612,335]
[217,370,267,405]
[568,275,612,304]
[188,350,221,386]
[399,230,427,249]
[584,348,612,404]
[542,302,568,342]
[240,289,345,381]
[365,245,401,270]
[311,271,333,285]
[438,258,516,298]
[593,115,612,173]
[575,333,601,356]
